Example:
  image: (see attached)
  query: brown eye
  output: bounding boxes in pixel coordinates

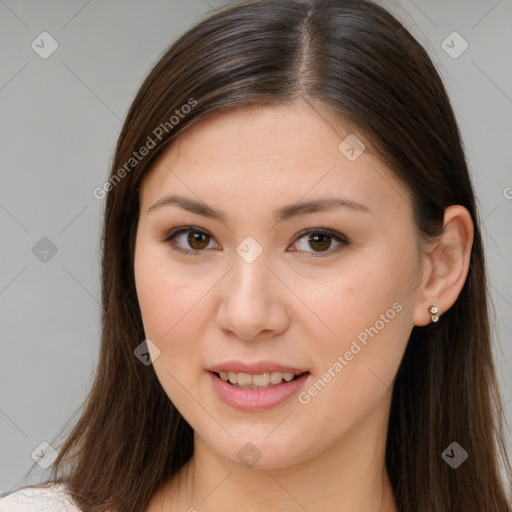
[163,227,218,254]
[187,231,211,250]
[308,233,332,252]
[290,228,348,256]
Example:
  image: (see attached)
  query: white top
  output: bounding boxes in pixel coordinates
[0,484,81,512]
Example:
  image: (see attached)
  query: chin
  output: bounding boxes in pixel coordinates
[204,430,309,470]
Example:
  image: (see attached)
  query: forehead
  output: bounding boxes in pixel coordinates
[160,102,361,171]
[140,102,412,222]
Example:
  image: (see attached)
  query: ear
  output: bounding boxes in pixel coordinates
[413,205,474,326]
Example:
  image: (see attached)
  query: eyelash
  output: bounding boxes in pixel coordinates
[162,226,349,257]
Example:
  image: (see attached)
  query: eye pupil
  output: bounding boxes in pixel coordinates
[309,233,331,252]
[188,231,209,249]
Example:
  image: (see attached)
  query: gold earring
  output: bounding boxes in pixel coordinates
[429,305,440,323]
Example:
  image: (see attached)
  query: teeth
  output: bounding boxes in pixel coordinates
[252,373,269,386]
[217,371,299,387]
[270,372,283,384]
[237,373,253,386]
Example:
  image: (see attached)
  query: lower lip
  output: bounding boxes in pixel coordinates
[208,371,310,411]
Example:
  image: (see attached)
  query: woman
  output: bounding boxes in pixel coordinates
[1,0,510,510]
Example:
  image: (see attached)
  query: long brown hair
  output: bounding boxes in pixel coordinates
[15,0,511,510]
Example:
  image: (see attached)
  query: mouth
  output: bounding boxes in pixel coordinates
[211,370,309,389]
[208,365,311,411]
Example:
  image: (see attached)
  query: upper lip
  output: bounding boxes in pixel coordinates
[208,360,309,375]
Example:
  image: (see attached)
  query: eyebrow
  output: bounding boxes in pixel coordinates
[147,194,370,222]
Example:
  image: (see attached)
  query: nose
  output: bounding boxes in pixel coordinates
[215,254,291,341]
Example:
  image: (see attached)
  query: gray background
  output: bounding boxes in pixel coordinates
[1,0,511,492]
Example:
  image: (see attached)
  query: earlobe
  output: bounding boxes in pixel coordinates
[413,205,474,327]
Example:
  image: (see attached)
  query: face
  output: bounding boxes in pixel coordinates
[134,102,423,469]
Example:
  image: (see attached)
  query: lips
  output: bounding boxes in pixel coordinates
[207,360,310,411]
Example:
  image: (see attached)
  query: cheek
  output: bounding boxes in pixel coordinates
[293,239,417,396]
[135,240,201,340]
[133,241,224,400]
[296,242,415,337]
[134,249,210,416]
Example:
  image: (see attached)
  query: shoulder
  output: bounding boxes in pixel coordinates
[0,484,82,512]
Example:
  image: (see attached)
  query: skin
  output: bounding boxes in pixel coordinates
[134,101,473,512]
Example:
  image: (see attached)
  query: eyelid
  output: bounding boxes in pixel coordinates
[162,226,349,256]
